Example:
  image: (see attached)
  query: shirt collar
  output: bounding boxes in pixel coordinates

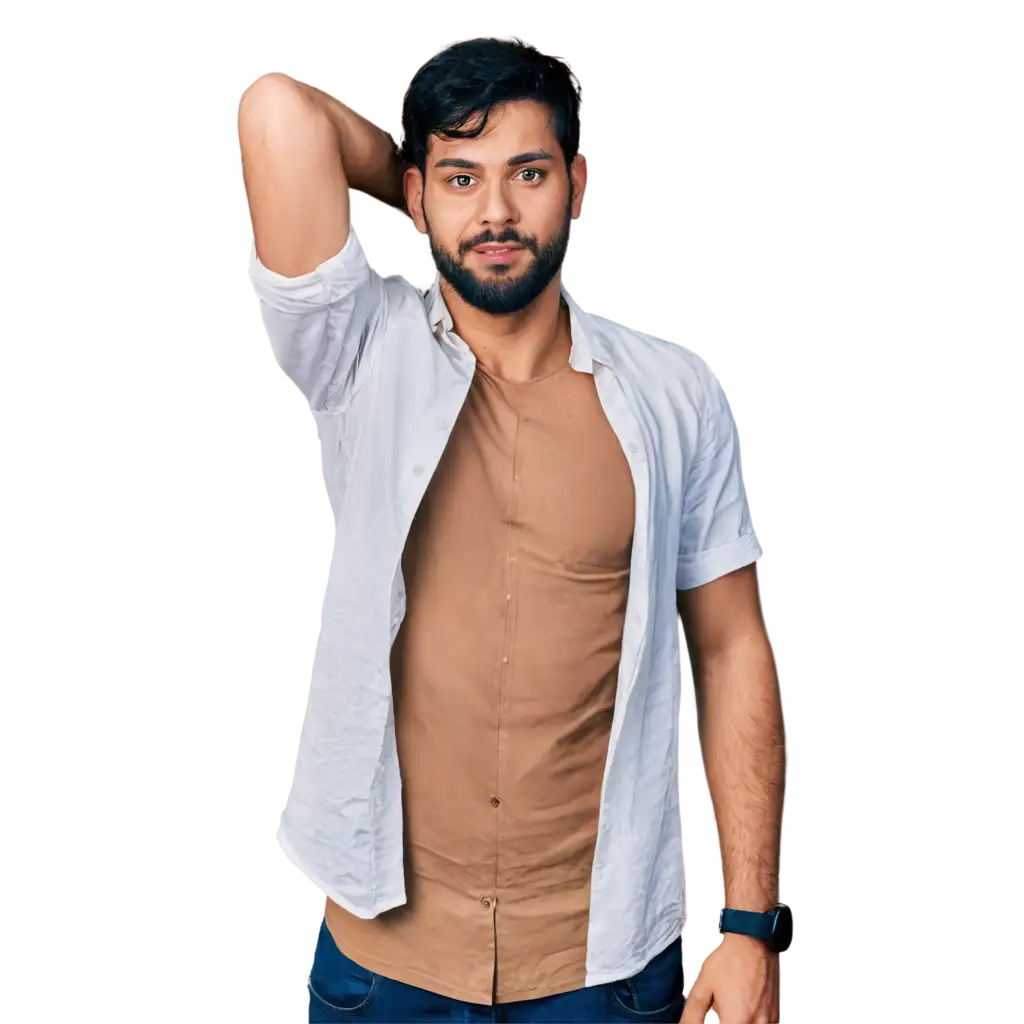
[424,272,611,374]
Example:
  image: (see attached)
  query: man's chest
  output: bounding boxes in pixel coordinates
[406,363,636,575]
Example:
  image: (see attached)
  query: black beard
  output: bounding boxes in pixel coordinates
[425,194,573,316]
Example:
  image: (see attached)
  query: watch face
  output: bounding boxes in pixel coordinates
[768,903,793,952]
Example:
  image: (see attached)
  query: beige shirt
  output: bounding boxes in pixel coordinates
[324,338,635,1005]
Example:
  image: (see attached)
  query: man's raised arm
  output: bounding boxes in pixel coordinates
[237,74,407,411]
[239,73,407,278]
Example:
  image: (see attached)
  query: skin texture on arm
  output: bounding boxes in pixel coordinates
[677,562,784,1024]
[287,76,409,216]
[237,73,407,280]
[678,562,785,911]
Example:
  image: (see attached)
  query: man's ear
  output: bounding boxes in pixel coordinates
[569,153,587,220]
[404,166,428,235]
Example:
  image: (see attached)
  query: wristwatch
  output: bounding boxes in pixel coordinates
[719,903,793,953]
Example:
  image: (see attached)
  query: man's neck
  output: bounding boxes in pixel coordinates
[443,279,571,384]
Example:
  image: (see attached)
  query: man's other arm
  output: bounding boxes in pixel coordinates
[677,562,785,913]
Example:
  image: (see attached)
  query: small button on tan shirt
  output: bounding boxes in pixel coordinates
[324,342,635,1005]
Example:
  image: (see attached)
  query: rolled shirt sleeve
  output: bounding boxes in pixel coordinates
[247,224,386,412]
[676,371,763,590]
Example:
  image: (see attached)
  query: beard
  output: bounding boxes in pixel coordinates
[425,191,573,315]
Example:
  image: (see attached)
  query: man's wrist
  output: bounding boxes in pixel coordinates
[723,893,777,914]
[721,931,776,955]
[719,902,793,953]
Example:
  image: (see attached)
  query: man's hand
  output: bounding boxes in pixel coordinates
[680,933,779,1023]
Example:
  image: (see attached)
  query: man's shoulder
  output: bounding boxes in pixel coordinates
[351,271,439,336]
[370,271,430,311]
[586,307,718,410]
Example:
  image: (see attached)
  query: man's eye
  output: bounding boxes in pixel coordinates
[520,168,545,182]
[452,174,473,188]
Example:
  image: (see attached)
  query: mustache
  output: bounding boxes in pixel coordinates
[460,233,538,256]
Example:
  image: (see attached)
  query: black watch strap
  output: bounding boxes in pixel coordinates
[719,903,793,952]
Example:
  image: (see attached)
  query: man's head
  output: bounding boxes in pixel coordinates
[399,37,587,316]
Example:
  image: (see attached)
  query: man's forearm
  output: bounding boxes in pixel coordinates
[695,633,786,912]
[281,75,408,214]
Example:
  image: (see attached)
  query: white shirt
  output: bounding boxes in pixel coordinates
[247,225,763,985]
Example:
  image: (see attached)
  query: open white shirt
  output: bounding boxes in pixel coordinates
[247,225,763,985]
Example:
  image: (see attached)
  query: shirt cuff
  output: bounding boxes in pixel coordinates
[676,531,763,590]
[247,225,366,311]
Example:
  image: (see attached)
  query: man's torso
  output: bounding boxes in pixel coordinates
[324,353,635,1004]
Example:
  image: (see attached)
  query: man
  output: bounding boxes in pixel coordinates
[239,36,787,1024]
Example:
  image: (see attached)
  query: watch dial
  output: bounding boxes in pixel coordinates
[770,903,793,952]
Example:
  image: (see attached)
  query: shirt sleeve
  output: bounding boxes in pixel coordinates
[676,370,763,590]
[247,224,386,413]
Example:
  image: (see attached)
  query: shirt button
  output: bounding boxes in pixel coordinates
[513,475,520,483]
[481,896,493,909]
[434,416,446,430]
[490,797,500,807]
[413,464,424,476]
[627,442,639,453]
[505,593,512,601]
[502,656,509,664]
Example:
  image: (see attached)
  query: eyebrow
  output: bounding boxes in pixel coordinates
[434,150,555,170]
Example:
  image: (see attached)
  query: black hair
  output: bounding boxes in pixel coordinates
[399,36,582,178]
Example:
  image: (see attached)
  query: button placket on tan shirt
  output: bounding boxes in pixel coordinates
[494,386,522,914]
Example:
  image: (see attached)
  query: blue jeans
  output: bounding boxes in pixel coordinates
[308,917,686,1022]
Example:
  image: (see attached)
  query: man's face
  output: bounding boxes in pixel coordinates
[407,99,586,315]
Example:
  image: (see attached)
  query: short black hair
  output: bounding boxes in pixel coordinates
[400,36,582,178]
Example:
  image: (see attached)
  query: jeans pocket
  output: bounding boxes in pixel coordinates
[307,918,379,1018]
[607,936,684,1020]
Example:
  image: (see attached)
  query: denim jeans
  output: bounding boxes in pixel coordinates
[308,917,686,1022]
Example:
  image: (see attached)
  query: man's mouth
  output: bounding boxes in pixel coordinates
[470,244,525,263]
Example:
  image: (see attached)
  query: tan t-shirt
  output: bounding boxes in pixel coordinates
[323,347,635,1005]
